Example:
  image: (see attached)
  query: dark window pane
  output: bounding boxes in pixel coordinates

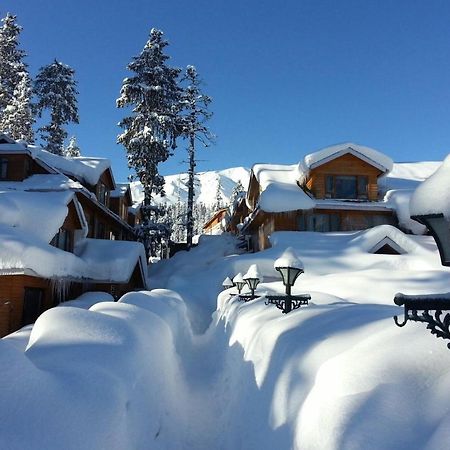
[335,176,357,199]
[325,176,333,197]
[0,158,8,179]
[358,176,368,199]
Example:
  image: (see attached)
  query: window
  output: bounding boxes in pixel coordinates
[306,213,340,232]
[50,228,73,252]
[325,175,368,199]
[97,182,109,205]
[22,288,44,326]
[0,158,8,180]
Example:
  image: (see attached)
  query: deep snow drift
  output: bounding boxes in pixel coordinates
[2,231,450,449]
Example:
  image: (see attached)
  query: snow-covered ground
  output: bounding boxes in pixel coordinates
[2,228,450,449]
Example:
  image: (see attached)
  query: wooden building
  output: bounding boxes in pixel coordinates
[0,134,147,337]
[203,208,229,235]
[236,143,398,251]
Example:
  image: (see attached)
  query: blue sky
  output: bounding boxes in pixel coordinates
[2,0,450,182]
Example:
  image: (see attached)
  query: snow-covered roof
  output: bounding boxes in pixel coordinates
[349,225,419,254]
[252,163,315,213]
[0,137,29,153]
[303,142,393,174]
[0,190,79,243]
[28,147,114,187]
[110,183,130,198]
[77,238,147,284]
[410,154,450,220]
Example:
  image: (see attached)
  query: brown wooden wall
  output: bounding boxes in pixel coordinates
[306,153,383,201]
[249,208,396,251]
[0,154,49,181]
[0,275,52,337]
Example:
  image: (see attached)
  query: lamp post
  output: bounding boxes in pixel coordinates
[266,247,310,313]
[241,264,261,301]
[232,272,246,295]
[394,212,450,347]
[222,276,234,291]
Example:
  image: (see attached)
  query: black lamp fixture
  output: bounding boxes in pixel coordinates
[411,213,450,267]
[241,264,261,300]
[274,247,304,296]
[222,276,234,290]
[232,272,246,294]
[266,247,310,313]
[394,209,450,347]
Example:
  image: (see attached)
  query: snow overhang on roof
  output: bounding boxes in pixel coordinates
[303,142,394,174]
[251,163,315,213]
[25,146,114,187]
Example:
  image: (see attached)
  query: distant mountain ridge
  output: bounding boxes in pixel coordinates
[130,166,251,206]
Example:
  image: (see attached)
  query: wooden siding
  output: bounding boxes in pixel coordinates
[203,209,228,233]
[248,208,396,251]
[0,275,52,337]
[306,153,383,201]
[0,154,49,181]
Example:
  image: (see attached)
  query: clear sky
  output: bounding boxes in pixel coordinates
[2,0,450,182]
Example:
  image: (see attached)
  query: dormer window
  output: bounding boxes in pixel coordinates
[97,182,109,205]
[325,175,368,200]
[50,228,73,252]
[0,158,8,180]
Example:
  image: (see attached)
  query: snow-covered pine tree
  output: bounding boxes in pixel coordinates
[117,28,181,256]
[178,65,214,249]
[214,175,224,211]
[230,179,245,205]
[34,60,79,155]
[0,13,34,141]
[65,136,81,157]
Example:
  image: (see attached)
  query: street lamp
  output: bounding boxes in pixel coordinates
[241,264,261,301]
[411,213,450,266]
[232,272,246,294]
[266,247,310,313]
[222,276,234,290]
[394,211,450,347]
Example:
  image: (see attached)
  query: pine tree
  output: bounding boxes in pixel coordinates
[34,60,79,155]
[178,65,214,249]
[117,28,181,256]
[230,179,245,205]
[65,135,81,157]
[0,13,34,141]
[215,175,224,211]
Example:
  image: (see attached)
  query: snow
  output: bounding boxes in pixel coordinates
[243,263,262,281]
[303,142,394,174]
[252,163,315,212]
[274,246,303,269]
[222,276,233,288]
[410,154,450,219]
[58,291,115,309]
[0,190,77,242]
[77,238,147,284]
[232,272,244,283]
[130,166,250,207]
[2,230,449,449]
[27,145,113,187]
[110,182,130,198]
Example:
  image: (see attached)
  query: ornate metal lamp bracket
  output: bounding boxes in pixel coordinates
[265,294,311,314]
[394,294,450,349]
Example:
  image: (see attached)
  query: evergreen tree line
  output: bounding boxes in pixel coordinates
[0,13,80,156]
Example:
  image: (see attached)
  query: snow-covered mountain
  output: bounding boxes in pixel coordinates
[130,166,250,206]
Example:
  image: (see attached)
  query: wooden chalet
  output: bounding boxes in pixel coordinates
[203,208,229,235]
[0,134,147,337]
[239,143,398,251]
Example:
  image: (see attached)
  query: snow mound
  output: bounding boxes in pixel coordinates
[410,154,450,219]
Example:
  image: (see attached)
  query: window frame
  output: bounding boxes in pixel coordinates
[0,157,8,180]
[325,174,369,200]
